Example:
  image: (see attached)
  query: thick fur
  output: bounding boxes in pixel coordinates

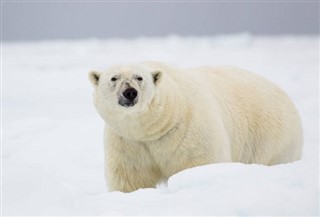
[89,62,303,192]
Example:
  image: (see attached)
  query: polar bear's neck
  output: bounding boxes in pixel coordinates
[137,87,186,141]
[109,78,187,142]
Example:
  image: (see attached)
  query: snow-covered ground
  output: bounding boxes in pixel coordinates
[2,34,319,216]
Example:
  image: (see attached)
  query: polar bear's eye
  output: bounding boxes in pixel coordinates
[111,77,117,82]
[136,77,143,81]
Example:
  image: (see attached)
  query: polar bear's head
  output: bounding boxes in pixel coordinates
[89,64,162,116]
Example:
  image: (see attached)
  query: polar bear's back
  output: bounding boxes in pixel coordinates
[143,62,303,165]
[197,66,303,165]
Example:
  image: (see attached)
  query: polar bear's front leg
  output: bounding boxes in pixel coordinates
[105,130,163,192]
[106,158,162,192]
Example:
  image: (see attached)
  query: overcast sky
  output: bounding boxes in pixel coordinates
[2,1,319,41]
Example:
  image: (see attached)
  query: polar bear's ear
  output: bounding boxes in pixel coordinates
[152,71,162,85]
[89,71,101,87]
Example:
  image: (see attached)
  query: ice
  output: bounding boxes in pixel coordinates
[2,35,319,215]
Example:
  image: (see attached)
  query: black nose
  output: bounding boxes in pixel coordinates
[123,88,138,101]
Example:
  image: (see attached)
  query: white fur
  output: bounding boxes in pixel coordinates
[89,62,303,192]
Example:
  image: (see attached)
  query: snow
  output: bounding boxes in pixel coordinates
[2,34,319,216]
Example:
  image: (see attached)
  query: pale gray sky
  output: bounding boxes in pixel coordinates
[2,1,319,41]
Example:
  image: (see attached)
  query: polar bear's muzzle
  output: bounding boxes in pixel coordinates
[118,88,138,107]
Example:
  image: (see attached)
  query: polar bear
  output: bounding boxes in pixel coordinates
[89,62,303,193]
